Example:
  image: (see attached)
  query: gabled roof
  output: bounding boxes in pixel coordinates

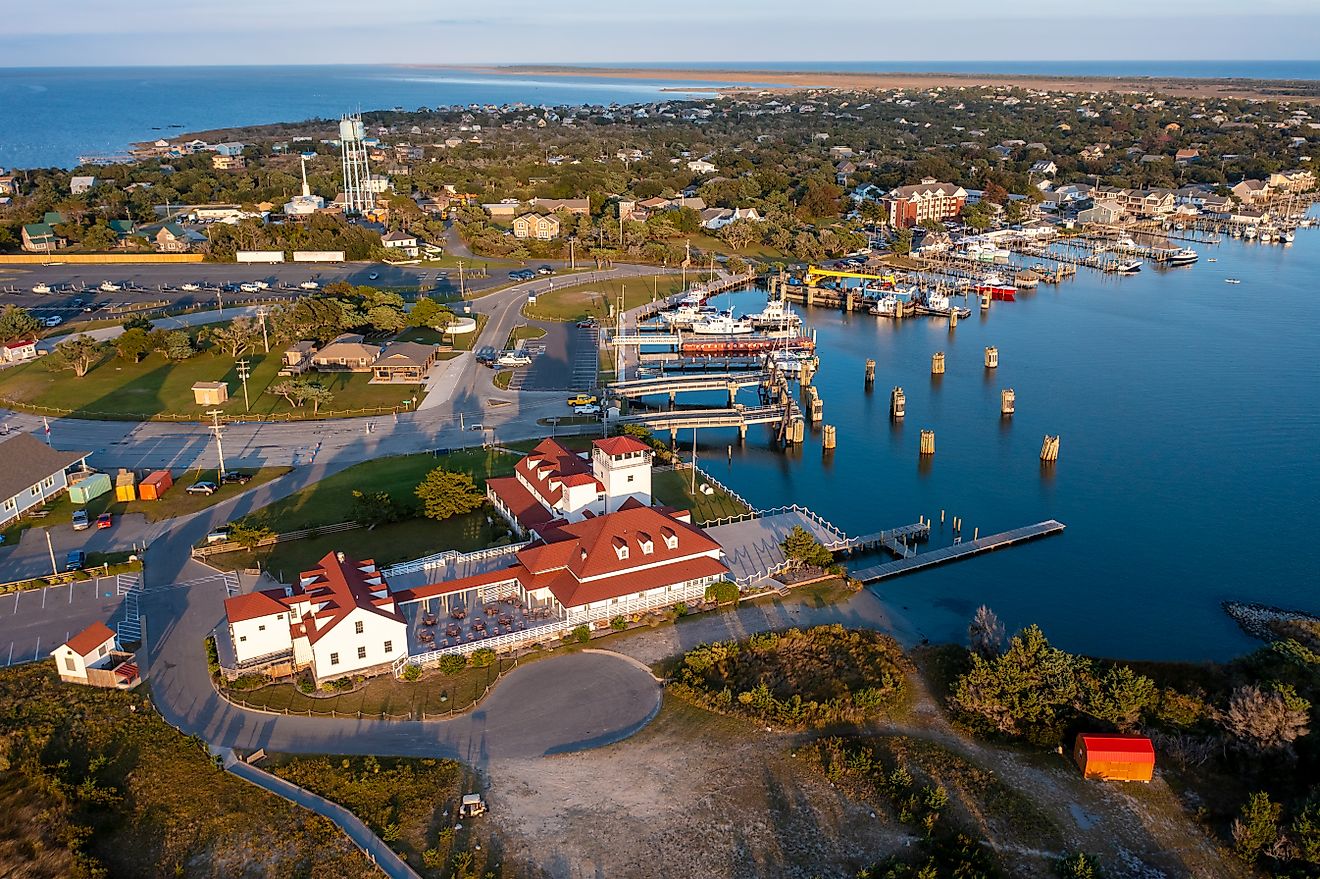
[296,551,402,645]
[63,621,116,656]
[518,504,720,582]
[224,588,289,623]
[0,433,88,503]
[1077,734,1155,762]
[515,438,599,507]
[593,436,650,456]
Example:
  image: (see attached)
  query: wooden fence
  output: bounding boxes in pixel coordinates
[194,521,361,557]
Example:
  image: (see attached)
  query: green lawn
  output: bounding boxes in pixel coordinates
[652,468,752,524]
[1,466,290,545]
[523,275,685,321]
[0,341,424,419]
[493,369,513,390]
[506,324,546,348]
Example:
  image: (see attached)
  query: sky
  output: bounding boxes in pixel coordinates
[4,1,1320,66]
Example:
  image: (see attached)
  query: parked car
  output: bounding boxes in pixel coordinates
[497,352,532,367]
[468,423,485,432]
[186,481,218,495]
[96,513,112,529]
[368,272,379,280]
[536,265,554,275]
[221,471,251,485]
[575,318,598,328]
[72,509,90,531]
[65,550,85,572]
[573,404,602,416]
[205,527,231,544]
[567,393,598,407]
[43,315,63,327]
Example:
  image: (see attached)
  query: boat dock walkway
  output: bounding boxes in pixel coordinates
[846,522,931,558]
[851,519,1065,583]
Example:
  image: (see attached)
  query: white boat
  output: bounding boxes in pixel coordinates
[691,311,754,335]
[1167,248,1198,266]
[1115,236,1138,251]
[659,304,717,327]
[869,295,899,317]
[1282,230,1296,243]
[99,281,121,292]
[1244,226,1258,240]
[180,283,200,291]
[923,291,954,314]
[1259,229,1274,243]
[31,283,50,294]
[1116,260,1143,274]
[766,349,814,375]
[300,280,319,290]
[747,298,801,329]
[1225,278,1242,284]
[1207,258,1217,263]
[677,284,709,306]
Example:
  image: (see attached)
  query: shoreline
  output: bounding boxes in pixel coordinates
[429,64,1320,103]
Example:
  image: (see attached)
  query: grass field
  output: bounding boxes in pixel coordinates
[523,275,685,321]
[227,656,519,718]
[0,339,424,419]
[506,324,546,347]
[652,468,751,523]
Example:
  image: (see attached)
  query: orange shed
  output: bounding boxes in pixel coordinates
[138,470,173,501]
[1074,734,1155,782]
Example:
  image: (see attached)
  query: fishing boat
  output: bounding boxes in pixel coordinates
[1115,260,1142,274]
[1282,229,1296,243]
[1259,228,1274,243]
[31,283,50,294]
[300,280,319,290]
[916,291,971,318]
[1244,226,1258,240]
[1115,236,1138,251]
[1167,248,1199,266]
[746,298,801,330]
[869,295,900,317]
[676,283,709,306]
[180,283,200,291]
[1207,258,1217,263]
[99,281,121,292]
[974,274,1017,301]
[691,311,754,335]
[658,303,717,328]
[1225,278,1242,284]
[765,349,815,375]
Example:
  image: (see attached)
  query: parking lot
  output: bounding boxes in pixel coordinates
[0,575,131,667]
[513,323,599,392]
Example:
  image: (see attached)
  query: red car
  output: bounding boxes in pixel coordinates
[96,513,113,529]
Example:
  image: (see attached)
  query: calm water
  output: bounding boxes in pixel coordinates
[602,60,1320,80]
[0,66,736,170]
[667,232,1320,662]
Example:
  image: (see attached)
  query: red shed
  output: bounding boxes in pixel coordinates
[1073,734,1155,782]
[138,470,173,501]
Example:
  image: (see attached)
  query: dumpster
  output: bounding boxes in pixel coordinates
[69,473,112,504]
[138,470,173,500]
[114,470,137,502]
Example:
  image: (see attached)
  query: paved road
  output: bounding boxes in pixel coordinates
[0,574,128,668]
[0,511,159,582]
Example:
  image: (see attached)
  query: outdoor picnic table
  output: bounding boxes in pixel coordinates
[446,623,461,638]
[450,609,466,620]
[471,620,487,633]
[498,614,513,626]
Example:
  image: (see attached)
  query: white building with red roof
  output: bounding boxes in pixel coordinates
[485,436,654,537]
[223,551,408,685]
[395,500,727,631]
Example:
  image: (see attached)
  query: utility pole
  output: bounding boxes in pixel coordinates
[257,305,270,353]
[45,528,57,576]
[458,260,466,298]
[691,429,698,493]
[569,237,576,270]
[236,359,251,410]
[216,285,224,318]
[206,409,227,478]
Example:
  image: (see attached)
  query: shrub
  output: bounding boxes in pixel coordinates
[673,601,688,616]
[1056,852,1103,879]
[325,677,354,692]
[401,664,421,682]
[470,648,496,668]
[297,676,314,694]
[204,636,220,675]
[229,673,271,691]
[610,616,628,631]
[704,580,740,605]
[570,625,590,644]
[437,654,468,675]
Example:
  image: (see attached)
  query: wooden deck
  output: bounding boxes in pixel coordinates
[846,522,931,558]
[851,520,1065,583]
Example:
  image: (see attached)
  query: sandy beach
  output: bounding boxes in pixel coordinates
[440,64,1320,103]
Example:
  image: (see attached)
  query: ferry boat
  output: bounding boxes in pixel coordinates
[691,311,754,335]
[974,274,1017,301]
[869,295,900,317]
[99,281,121,292]
[1116,260,1143,274]
[1168,248,1199,266]
[746,298,801,330]
[31,283,50,294]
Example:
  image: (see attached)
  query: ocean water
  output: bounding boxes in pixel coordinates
[607,60,1320,81]
[0,66,737,170]
[665,229,1320,663]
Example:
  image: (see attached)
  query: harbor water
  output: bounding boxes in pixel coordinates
[670,232,1320,662]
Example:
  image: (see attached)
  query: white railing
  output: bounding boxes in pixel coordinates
[564,578,712,625]
[382,541,530,579]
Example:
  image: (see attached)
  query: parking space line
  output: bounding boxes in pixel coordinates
[5,643,11,666]
[31,636,39,662]
[42,587,47,609]
[12,591,18,614]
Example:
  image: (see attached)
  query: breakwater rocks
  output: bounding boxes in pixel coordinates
[1223,601,1320,642]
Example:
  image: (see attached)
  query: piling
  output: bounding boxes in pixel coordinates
[864,358,876,387]
[984,346,999,369]
[931,352,945,375]
[791,418,805,445]
[890,386,906,419]
[973,527,979,540]
[1001,388,1015,416]
[919,429,936,456]
[949,308,958,329]
[980,292,991,311]
[801,359,815,386]
[940,509,945,524]
[1040,434,1060,462]
[822,424,837,450]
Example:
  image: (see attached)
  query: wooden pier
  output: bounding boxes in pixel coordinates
[850,519,1065,583]
[845,522,931,558]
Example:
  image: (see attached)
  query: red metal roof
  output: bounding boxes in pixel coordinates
[520,505,721,581]
[1077,735,1155,762]
[486,475,558,528]
[513,438,600,507]
[224,588,289,623]
[64,621,115,656]
[592,436,651,456]
[546,555,727,607]
[296,552,402,645]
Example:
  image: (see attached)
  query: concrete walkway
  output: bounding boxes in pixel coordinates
[224,752,421,879]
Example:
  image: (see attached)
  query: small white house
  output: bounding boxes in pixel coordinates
[52,622,139,688]
[686,158,718,174]
[381,230,419,257]
[70,175,96,195]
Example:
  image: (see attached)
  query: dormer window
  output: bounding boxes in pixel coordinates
[662,527,678,550]
[612,536,628,561]
[637,532,654,555]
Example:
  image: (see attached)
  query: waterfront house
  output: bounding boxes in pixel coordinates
[1231,179,1271,204]
[1268,169,1316,192]
[512,212,560,240]
[221,552,408,685]
[1078,200,1124,225]
[370,342,438,383]
[0,433,91,527]
[381,230,419,257]
[311,334,382,372]
[880,178,967,229]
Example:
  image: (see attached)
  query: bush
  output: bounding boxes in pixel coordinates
[437,654,468,675]
[569,625,590,644]
[229,673,270,691]
[704,580,740,605]
[297,677,315,694]
[325,677,354,692]
[204,636,220,675]
[610,616,628,631]
[470,648,496,668]
[401,664,421,682]
[673,601,688,616]
[1056,852,1103,879]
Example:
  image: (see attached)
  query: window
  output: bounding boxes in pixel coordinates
[2,498,14,512]
[64,657,75,671]
[98,645,107,656]
[357,646,367,660]
[239,635,247,642]
[355,621,364,635]
[330,652,340,665]
[627,475,634,483]
[383,640,393,653]
[258,624,266,631]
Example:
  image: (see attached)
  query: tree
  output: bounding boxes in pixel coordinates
[81,223,118,251]
[1055,853,1103,879]
[415,467,483,521]
[968,605,1006,660]
[114,327,153,362]
[228,521,275,550]
[206,318,257,357]
[950,624,1083,742]
[297,382,334,415]
[890,228,914,256]
[160,330,196,361]
[781,525,834,568]
[1004,199,1026,225]
[721,218,759,251]
[269,380,300,408]
[409,298,455,330]
[366,304,405,333]
[1232,792,1283,864]
[47,335,104,377]
[0,306,40,342]
[1086,665,1156,731]
[121,314,153,332]
[351,489,403,527]
[1218,684,1311,754]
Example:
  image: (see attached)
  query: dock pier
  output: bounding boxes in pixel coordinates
[850,520,1066,584]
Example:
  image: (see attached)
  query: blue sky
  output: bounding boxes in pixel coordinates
[5,1,1320,66]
